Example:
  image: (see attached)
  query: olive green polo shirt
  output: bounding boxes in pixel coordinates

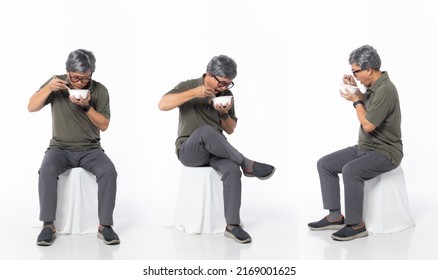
[166,76,237,152]
[358,71,403,165]
[41,74,111,150]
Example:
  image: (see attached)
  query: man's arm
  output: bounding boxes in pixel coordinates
[353,102,376,133]
[220,115,236,134]
[84,107,110,131]
[340,90,376,133]
[28,76,68,112]
[158,85,215,111]
[341,74,376,132]
[68,93,110,131]
[213,103,236,134]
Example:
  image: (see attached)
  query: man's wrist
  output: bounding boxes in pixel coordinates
[353,100,364,108]
[82,104,91,112]
[220,113,230,120]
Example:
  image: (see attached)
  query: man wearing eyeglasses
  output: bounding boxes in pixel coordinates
[308,45,403,241]
[28,49,120,246]
[159,55,276,244]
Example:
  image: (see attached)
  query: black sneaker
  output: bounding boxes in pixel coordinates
[97,226,120,245]
[36,226,56,246]
[243,161,276,180]
[224,225,252,244]
[331,222,368,241]
[308,215,345,231]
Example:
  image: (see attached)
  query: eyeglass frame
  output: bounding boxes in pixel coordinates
[68,72,92,83]
[352,69,366,77]
[212,75,234,89]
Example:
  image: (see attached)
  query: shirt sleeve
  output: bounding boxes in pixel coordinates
[92,85,111,120]
[166,79,198,95]
[40,77,55,105]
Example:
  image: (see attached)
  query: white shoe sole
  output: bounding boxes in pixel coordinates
[224,231,252,244]
[244,167,276,180]
[331,230,369,241]
[308,224,345,231]
[97,232,120,245]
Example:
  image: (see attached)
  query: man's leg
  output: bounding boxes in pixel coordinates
[178,125,274,179]
[209,157,242,225]
[37,148,73,246]
[209,156,251,244]
[317,146,358,213]
[342,150,397,225]
[80,148,119,245]
[308,146,358,231]
[330,150,397,241]
[79,149,117,227]
[38,148,73,222]
[178,124,244,167]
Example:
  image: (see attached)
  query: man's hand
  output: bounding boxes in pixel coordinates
[342,74,357,86]
[340,89,363,103]
[213,102,232,115]
[48,76,70,92]
[341,74,362,102]
[195,85,216,98]
[69,90,91,107]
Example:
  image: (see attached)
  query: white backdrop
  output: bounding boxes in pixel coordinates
[1,0,437,260]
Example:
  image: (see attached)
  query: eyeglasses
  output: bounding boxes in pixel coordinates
[69,72,92,83]
[352,69,366,77]
[212,75,234,89]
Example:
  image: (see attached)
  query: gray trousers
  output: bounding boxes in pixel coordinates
[38,147,117,226]
[317,145,397,225]
[178,125,244,225]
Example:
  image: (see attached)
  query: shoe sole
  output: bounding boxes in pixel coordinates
[331,230,369,241]
[224,231,252,244]
[308,224,345,231]
[97,232,120,245]
[36,240,55,246]
[244,167,276,180]
[36,234,56,246]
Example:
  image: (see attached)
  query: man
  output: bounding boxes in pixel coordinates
[158,55,276,244]
[28,49,120,246]
[308,45,403,241]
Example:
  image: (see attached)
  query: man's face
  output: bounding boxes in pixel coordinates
[68,71,92,89]
[205,73,234,93]
[351,63,371,87]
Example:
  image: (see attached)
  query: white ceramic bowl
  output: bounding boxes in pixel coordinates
[212,96,233,106]
[69,89,89,99]
[340,84,359,94]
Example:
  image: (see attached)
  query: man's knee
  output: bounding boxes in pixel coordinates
[221,161,242,178]
[97,162,117,179]
[38,164,60,177]
[317,156,329,172]
[196,124,217,137]
[341,163,358,180]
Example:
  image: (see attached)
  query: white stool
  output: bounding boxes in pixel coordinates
[173,166,226,234]
[54,168,99,235]
[363,166,415,234]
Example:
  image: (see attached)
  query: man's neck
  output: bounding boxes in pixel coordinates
[370,70,382,85]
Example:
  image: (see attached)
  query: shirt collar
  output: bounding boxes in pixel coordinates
[367,71,389,94]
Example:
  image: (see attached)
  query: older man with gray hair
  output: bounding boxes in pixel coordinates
[159,55,275,244]
[28,49,119,246]
[308,45,403,241]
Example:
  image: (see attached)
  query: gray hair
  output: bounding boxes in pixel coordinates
[65,49,96,73]
[206,55,237,79]
[348,45,381,70]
